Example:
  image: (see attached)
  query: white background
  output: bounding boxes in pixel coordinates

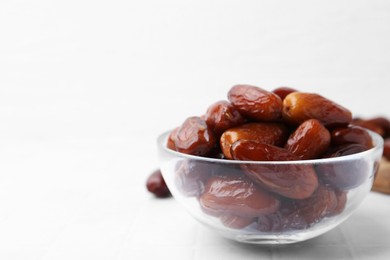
[1,0,390,259]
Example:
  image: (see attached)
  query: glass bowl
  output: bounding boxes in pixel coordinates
[157,130,383,244]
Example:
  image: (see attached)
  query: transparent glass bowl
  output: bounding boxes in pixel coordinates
[157,130,383,244]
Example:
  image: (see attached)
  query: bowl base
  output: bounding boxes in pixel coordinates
[236,236,302,245]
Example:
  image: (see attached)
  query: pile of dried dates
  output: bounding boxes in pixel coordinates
[148,85,384,231]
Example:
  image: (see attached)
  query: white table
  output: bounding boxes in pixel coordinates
[1,1,390,259]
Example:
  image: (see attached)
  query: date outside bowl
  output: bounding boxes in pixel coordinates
[157,130,383,245]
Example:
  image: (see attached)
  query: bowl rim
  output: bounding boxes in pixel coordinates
[157,127,384,165]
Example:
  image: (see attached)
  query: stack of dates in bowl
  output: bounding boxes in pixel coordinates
[157,85,383,244]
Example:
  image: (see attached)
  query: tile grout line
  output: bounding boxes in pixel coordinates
[340,224,357,260]
[114,198,150,260]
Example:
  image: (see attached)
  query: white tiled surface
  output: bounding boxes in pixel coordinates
[1,1,390,259]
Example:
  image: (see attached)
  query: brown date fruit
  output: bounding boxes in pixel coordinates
[328,190,347,216]
[228,85,283,121]
[322,143,368,158]
[285,119,330,160]
[290,185,338,224]
[272,86,298,100]
[199,175,280,218]
[231,140,298,161]
[383,138,390,160]
[283,92,352,127]
[205,100,245,136]
[365,117,390,137]
[175,159,244,197]
[175,160,213,197]
[257,186,338,232]
[174,117,216,156]
[231,140,319,199]
[146,169,171,198]
[331,126,373,149]
[317,144,370,190]
[220,122,289,159]
[166,127,179,150]
[219,214,255,229]
[351,118,385,137]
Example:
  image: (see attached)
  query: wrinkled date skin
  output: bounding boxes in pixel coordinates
[329,190,347,216]
[228,85,283,121]
[174,117,216,156]
[146,169,171,198]
[231,140,298,161]
[331,126,373,149]
[272,86,298,100]
[322,143,368,158]
[167,127,179,150]
[285,119,331,160]
[174,160,214,197]
[219,214,255,229]
[199,175,280,218]
[283,92,352,127]
[231,140,319,199]
[257,186,340,232]
[175,159,244,197]
[317,144,370,190]
[205,100,245,136]
[220,122,289,159]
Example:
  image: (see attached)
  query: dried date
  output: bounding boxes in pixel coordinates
[257,186,338,232]
[331,126,373,149]
[220,122,288,159]
[174,117,216,156]
[228,85,283,121]
[205,100,245,136]
[283,92,352,127]
[285,119,331,159]
[199,174,280,218]
[231,140,319,199]
[272,86,298,100]
[146,169,171,198]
